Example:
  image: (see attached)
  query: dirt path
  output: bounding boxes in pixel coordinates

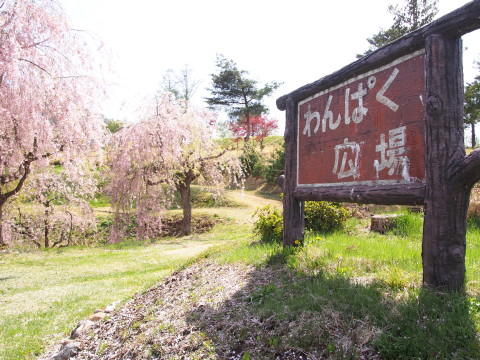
[226,189,281,209]
[192,189,281,228]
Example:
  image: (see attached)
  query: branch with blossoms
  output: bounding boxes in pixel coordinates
[0,138,54,206]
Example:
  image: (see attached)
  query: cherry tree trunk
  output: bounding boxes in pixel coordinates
[178,184,192,236]
[422,34,471,290]
[0,205,5,247]
[44,204,51,248]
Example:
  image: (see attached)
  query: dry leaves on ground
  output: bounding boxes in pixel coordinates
[43,260,380,359]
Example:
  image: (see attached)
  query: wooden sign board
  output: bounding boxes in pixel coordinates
[277,1,480,290]
[297,50,425,188]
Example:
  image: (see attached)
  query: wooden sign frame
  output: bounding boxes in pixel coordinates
[277,0,480,290]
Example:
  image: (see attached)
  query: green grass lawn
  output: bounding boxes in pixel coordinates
[0,216,250,359]
[211,211,480,359]
[2,190,480,359]
[0,189,281,360]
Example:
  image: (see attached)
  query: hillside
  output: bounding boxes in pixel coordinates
[37,188,480,360]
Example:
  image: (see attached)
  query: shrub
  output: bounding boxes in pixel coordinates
[304,201,350,233]
[239,146,264,177]
[390,211,423,238]
[253,205,283,244]
[264,146,285,184]
[253,202,351,244]
[105,119,125,133]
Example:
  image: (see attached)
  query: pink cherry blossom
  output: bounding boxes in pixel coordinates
[0,0,105,245]
[107,94,242,242]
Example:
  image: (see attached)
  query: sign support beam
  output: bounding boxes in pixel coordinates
[283,97,304,246]
[423,34,469,290]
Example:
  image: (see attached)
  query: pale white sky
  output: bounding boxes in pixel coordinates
[59,0,480,128]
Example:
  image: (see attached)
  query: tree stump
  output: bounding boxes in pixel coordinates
[370,214,398,234]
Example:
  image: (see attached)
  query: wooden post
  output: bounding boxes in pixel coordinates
[423,34,470,290]
[283,97,304,246]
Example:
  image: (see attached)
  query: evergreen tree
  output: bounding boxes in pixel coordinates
[205,55,281,141]
[464,79,480,148]
[358,0,438,57]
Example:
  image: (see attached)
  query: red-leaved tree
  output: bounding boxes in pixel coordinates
[107,94,241,240]
[0,0,105,246]
[229,115,279,149]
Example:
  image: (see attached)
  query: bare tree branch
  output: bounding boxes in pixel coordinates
[18,58,53,76]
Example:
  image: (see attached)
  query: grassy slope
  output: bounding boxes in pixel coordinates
[3,182,480,359]
[0,193,272,360]
[209,213,480,359]
[0,241,217,359]
[0,185,281,360]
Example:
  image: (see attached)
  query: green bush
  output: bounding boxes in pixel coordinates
[253,202,351,244]
[239,146,263,177]
[253,205,283,244]
[304,201,350,233]
[105,119,125,133]
[264,147,285,184]
[390,211,423,238]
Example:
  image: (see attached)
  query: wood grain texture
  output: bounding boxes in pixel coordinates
[293,183,425,205]
[277,0,480,111]
[453,148,480,187]
[283,97,304,246]
[422,34,469,290]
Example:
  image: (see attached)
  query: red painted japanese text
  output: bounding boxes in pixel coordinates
[297,51,426,187]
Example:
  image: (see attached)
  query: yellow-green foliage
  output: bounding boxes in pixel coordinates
[304,201,351,233]
[253,202,351,244]
[253,205,283,244]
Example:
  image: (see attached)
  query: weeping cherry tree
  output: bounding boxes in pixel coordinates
[0,0,105,246]
[107,94,241,240]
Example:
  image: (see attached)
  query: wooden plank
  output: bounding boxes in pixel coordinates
[277,0,480,111]
[293,183,425,205]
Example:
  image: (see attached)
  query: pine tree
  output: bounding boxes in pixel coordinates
[206,55,280,141]
[358,0,438,58]
[465,80,480,148]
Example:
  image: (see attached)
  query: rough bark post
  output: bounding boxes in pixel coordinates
[283,97,304,246]
[422,34,470,290]
[178,183,192,236]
